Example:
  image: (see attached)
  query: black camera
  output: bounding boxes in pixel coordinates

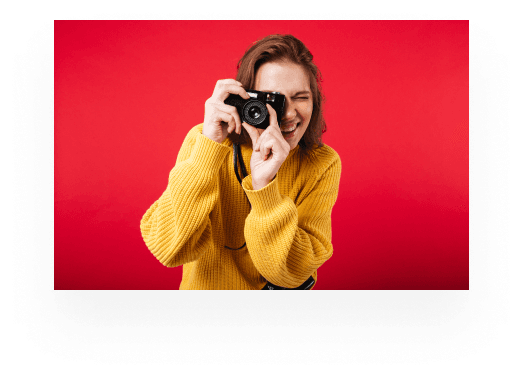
[224,89,286,129]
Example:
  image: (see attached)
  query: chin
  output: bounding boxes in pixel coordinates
[288,141,299,150]
[284,127,306,150]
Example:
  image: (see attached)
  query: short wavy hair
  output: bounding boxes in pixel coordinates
[229,34,326,155]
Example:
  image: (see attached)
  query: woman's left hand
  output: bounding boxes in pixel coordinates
[242,104,291,190]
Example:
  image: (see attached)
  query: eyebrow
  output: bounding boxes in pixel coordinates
[293,91,311,96]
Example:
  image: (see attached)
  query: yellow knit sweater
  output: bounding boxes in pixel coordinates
[140,124,342,290]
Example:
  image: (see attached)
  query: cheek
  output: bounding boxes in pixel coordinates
[298,102,313,123]
[307,101,314,118]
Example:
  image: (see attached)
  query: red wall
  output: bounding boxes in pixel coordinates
[55,20,468,290]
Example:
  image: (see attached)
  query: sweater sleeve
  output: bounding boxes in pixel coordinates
[241,154,342,288]
[140,125,231,267]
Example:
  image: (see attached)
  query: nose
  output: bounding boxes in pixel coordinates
[282,98,297,123]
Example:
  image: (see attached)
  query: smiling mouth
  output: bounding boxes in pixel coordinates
[281,122,300,134]
[281,122,300,139]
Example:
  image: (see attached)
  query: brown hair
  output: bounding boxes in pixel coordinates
[229,34,326,155]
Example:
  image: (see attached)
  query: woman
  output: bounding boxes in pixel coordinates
[140,34,341,289]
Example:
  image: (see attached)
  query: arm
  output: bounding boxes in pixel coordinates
[242,154,342,288]
[141,79,249,267]
[140,125,230,267]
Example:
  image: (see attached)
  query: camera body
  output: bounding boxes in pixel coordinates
[224,89,286,129]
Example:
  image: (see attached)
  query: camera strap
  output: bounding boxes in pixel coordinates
[233,143,249,188]
[223,143,249,252]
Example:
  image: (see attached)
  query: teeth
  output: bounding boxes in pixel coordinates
[281,123,298,132]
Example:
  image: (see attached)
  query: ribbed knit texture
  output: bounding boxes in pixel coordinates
[140,124,342,290]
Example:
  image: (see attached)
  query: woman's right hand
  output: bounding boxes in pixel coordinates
[202,79,251,144]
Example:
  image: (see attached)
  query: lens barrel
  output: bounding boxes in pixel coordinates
[243,100,268,126]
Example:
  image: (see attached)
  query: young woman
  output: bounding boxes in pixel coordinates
[140,34,341,289]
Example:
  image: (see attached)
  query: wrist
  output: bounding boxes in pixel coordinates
[252,175,276,190]
[202,130,224,144]
[252,179,269,190]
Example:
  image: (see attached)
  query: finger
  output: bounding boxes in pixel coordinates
[254,127,270,151]
[254,131,265,152]
[216,110,235,134]
[224,84,251,100]
[256,125,274,151]
[213,103,242,134]
[242,122,261,146]
[260,139,274,160]
[260,127,288,158]
[215,84,250,102]
[265,104,281,133]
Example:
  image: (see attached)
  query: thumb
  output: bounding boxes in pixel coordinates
[242,122,260,147]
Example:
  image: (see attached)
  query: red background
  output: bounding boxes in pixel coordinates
[54,20,468,290]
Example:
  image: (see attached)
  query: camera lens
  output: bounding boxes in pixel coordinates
[243,100,268,126]
[248,106,262,119]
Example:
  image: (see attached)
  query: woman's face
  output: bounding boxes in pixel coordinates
[254,60,313,150]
